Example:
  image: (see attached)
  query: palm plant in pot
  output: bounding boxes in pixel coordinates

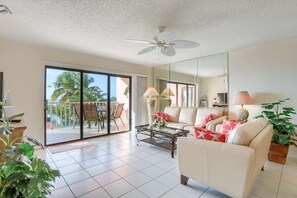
[255,98,297,164]
[0,102,60,197]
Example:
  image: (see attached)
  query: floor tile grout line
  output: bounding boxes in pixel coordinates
[250,192,262,198]
[275,164,284,198]
[73,171,113,198]
[49,134,226,198]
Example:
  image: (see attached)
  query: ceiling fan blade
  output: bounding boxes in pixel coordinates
[161,47,176,56]
[137,46,157,55]
[173,40,200,49]
[126,39,156,44]
[153,36,159,42]
[157,31,175,43]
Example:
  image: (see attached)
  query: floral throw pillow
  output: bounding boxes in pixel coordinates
[154,112,170,122]
[220,119,245,136]
[201,114,217,128]
[194,127,226,142]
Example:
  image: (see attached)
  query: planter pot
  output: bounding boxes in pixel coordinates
[268,143,289,164]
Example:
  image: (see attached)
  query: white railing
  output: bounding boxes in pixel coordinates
[46,101,118,128]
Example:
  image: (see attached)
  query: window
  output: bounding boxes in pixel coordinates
[167,82,196,107]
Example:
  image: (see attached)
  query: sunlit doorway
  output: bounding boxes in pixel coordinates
[45,66,131,145]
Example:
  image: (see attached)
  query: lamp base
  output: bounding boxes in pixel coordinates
[162,97,172,107]
[237,107,249,122]
[147,98,156,124]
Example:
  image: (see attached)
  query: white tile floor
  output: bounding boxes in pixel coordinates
[36,131,297,198]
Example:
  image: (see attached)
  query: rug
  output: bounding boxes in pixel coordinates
[47,140,94,154]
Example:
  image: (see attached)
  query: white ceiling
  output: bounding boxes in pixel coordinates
[1,0,297,67]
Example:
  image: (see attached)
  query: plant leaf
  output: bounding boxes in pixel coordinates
[18,142,34,159]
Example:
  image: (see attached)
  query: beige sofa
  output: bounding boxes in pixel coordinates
[163,106,226,135]
[177,118,273,198]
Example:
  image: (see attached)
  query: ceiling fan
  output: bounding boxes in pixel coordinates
[126,26,200,57]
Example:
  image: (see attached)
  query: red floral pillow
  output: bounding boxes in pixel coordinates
[220,119,245,135]
[154,112,170,122]
[201,114,217,128]
[194,127,226,142]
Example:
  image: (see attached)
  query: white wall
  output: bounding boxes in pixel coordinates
[0,38,151,143]
[229,38,297,124]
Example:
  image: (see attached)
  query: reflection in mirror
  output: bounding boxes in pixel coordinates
[198,53,228,109]
[153,52,228,112]
[154,64,169,112]
[169,58,198,108]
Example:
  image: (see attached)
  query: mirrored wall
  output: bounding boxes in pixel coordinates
[154,52,228,112]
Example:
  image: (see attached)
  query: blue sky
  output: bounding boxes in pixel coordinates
[46,68,116,100]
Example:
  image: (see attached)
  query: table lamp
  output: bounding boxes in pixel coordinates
[160,88,175,107]
[143,87,159,124]
[233,91,252,121]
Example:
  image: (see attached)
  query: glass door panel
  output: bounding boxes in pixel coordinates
[109,76,130,133]
[82,73,108,138]
[178,84,187,107]
[169,83,177,106]
[45,68,81,145]
[188,85,195,107]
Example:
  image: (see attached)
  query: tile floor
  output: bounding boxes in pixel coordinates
[36,131,297,198]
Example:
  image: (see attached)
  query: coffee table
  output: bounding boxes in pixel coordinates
[135,124,189,158]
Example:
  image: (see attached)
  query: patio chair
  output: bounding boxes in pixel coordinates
[111,103,125,130]
[83,103,100,132]
[73,103,80,129]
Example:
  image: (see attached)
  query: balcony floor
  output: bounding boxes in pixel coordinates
[46,122,129,145]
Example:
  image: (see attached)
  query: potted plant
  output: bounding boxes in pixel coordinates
[255,98,297,164]
[0,102,60,197]
[152,117,167,129]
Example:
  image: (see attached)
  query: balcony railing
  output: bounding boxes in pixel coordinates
[46,101,118,128]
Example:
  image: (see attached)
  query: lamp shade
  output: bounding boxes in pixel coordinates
[233,91,252,105]
[143,87,159,97]
[161,88,175,97]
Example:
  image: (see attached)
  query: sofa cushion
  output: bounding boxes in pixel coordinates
[194,108,223,126]
[220,119,245,135]
[227,118,269,146]
[154,112,170,122]
[194,127,226,142]
[184,126,195,136]
[178,108,197,125]
[164,107,181,123]
[167,122,191,129]
[202,114,217,128]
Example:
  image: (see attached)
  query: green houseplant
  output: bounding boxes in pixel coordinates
[152,117,167,129]
[0,102,60,197]
[255,98,297,164]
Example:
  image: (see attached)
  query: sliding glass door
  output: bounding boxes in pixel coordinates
[109,76,130,133]
[45,66,131,145]
[82,73,108,138]
[45,68,81,145]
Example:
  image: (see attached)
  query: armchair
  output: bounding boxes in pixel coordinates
[177,118,273,198]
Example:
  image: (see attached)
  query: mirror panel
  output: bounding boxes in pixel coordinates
[198,53,228,108]
[153,52,228,111]
[154,64,169,112]
[169,59,198,108]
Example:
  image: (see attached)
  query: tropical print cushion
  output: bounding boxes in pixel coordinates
[194,127,226,142]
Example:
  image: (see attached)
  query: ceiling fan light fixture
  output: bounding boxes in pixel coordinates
[126,26,200,56]
[0,5,12,14]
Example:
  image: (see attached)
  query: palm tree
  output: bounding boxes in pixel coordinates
[51,72,106,103]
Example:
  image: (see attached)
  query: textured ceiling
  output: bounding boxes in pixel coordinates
[1,0,297,67]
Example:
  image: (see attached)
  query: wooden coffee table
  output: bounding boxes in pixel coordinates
[135,124,189,158]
